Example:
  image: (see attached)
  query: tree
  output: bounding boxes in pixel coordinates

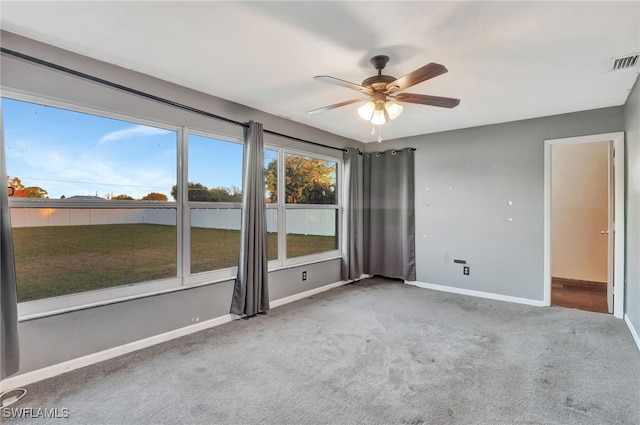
[8,176,25,191]
[171,182,207,202]
[112,194,134,200]
[24,186,48,198]
[264,156,336,204]
[265,158,278,203]
[208,186,242,202]
[171,183,242,202]
[142,192,168,201]
[7,176,48,198]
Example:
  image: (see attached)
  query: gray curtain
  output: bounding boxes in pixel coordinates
[364,148,416,281]
[341,149,364,281]
[1,105,20,378]
[230,121,269,316]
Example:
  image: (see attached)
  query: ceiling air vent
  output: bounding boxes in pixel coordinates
[611,53,639,70]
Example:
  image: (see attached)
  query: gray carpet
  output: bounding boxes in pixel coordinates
[3,277,640,424]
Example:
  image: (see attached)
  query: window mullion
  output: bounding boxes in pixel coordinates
[180,127,191,280]
[278,148,286,263]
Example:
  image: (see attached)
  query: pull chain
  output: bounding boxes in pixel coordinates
[370,125,383,142]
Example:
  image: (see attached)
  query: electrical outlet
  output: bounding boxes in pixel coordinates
[463,266,470,276]
[302,271,307,281]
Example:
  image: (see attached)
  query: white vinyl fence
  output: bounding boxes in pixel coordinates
[10,208,176,227]
[10,207,336,236]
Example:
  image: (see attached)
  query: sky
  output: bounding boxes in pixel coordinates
[2,97,252,200]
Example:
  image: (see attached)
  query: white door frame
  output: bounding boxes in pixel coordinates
[544,132,625,318]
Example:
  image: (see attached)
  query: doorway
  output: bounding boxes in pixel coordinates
[550,141,609,312]
[544,132,625,318]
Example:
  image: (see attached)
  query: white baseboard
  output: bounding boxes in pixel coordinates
[625,314,640,352]
[269,280,347,309]
[0,314,235,391]
[405,281,546,307]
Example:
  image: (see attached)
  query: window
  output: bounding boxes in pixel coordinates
[264,149,278,204]
[186,134,243,202]
[265,149,340,263]
[12,208,177,302]
[3,98,176,201]
[187,133,243,275]
[284,154,338,259]
[285,209,338,258]
[3,97,178,302]
[2,94,342,312]
[264,149,279,261]
[284,153,337,205]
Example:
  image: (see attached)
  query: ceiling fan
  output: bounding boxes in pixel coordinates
[308,55,460,128]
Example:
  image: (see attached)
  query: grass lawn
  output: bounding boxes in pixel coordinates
[189,228,281,274]
[12,223,335,302]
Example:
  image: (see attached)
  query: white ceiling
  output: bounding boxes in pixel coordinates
[1,1,639,143]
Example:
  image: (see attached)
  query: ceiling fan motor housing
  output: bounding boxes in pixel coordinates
[362,74,395,90]
[363,55,397,91]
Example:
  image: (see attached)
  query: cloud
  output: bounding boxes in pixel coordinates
[11,141,176,199]
[99,125,171,145]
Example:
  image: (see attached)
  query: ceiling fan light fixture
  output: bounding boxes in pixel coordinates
[357,101,375,121]
[371,109,387,125]
[384,99,403,120]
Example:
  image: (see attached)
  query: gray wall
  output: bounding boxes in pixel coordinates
[369,107,624,301]
[267,259,341,301]
[18,259,340,373]
[1,31,357,375]
[624,76,640,334]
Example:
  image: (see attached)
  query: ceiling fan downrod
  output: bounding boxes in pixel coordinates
[362,55,396,88]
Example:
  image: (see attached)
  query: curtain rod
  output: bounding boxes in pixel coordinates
[263,129,347,153]
[1,48,348,154]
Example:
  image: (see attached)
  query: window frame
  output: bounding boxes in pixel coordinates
[3,91,344,319]
[265,145,342,270]
[3,91,185,319]
[183,129,244,286]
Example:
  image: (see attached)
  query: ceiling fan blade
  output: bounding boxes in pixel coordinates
[386,63,448,93]
[395,93,460,108]
[307,98,367,115]
[314,76,372,94]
